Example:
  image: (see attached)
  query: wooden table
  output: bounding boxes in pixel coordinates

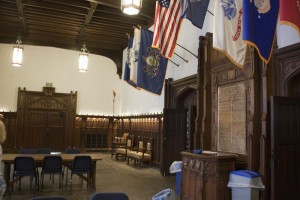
[2,153,102,189]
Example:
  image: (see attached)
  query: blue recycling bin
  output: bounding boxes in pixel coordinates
[228,170,265,200]
[176,172,181,195]
[169,161,182,195]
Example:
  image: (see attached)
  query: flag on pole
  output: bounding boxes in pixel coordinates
[279,0,300,35]
[243,0,279,63]
[137,28,168,95]
[123,36,137,87]
[213,0,247,68]
[181,0,210,29]
[130,27,141,84]
[152,0,183,58]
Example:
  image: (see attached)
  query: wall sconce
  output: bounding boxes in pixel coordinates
[12,36,24,67]
[79,43,88,72]
[121,0,142,15]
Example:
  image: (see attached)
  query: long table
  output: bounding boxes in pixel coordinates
[2,153,102,189]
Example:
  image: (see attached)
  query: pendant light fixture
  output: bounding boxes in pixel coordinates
[12,36,24,67]
[121,0,142,15]
[79,43,88,72]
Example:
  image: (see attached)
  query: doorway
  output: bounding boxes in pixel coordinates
[24,110,66,151]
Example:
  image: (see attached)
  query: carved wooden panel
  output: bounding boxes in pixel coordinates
[218,82,246,154]
[16,87,77,151]
[209,35,257,168]
[181,151,236,200]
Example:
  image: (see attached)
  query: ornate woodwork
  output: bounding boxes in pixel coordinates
[181,151,236,200]
[16,87,77,151]
[207,32,260,170]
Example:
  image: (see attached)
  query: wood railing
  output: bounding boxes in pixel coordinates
[1,112,163,165]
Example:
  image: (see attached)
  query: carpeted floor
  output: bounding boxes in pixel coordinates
[4,152,178,200]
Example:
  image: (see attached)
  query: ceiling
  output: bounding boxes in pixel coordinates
[0,0,156,77]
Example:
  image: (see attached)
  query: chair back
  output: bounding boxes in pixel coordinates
[30,196,66,200]
[64,147,80,154]
[36,148,51,154]
[90,192,129,200]
[72,156,92,174]
[19,149,37,154]
[42,156,63,173]
[14,156,36,176]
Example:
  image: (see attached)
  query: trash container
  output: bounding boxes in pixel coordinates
[152,188,176,200]
[227,170,265,200]
[169,161,182,195]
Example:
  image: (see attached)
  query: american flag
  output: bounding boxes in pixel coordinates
[152,0,183,58]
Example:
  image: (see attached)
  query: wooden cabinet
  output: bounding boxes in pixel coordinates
[181,151,236,200]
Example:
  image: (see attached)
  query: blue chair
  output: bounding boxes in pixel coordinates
[13,156,39,191]
[90,192,129,200]
[36,148,51,154]
[64,147,80,154]
[41,156,64,190]
[19,149,36,154]
[64,147,80,185]
[70,156,92,189]
[30,196,66,200]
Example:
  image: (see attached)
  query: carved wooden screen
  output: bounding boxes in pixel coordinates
[206,33,259,168]
[16,87,77,151]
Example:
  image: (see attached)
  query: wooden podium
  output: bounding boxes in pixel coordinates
[180,151,237,200]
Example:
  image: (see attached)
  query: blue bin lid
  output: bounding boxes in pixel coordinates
[230,170,261,178]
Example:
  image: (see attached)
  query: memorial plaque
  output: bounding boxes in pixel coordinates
[218,82,246,154]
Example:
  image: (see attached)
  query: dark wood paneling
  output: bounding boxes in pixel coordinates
[16,87,77,152]
[271,96,300,200]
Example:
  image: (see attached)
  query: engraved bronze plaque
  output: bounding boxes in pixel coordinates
[218,82,246,154]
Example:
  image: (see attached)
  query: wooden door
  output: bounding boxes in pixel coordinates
[23,110,47,148]
[161,108,187,176]
[46,111,66,151]
[271,96,300,200]
[25,110,66,151]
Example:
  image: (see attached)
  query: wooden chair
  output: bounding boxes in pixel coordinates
[115,133,129,143]
[111,133,129,158]
[128,137,153,167]
[115,135,134,160]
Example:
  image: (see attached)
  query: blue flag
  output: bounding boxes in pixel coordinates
[243,0,279,63]
[137,28,168,95]
[123,36,136,87]
[181,0,210,29]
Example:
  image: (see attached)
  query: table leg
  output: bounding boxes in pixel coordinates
[4,163,11,187]
[91,161,96,189]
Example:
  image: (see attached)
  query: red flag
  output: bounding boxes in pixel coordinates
[280,0,300,34]
[152,0,183,59]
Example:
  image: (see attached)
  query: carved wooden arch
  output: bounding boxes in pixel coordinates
[275,42,300,96]
[164,74,198,109]
[175,85,197,108]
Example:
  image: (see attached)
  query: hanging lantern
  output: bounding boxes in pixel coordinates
[79,43,88,72]
[121,0,142,15]
[12,36,24,67]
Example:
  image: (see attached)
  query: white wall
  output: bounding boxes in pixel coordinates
[0,44,121,115]
[1,0,299,116]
